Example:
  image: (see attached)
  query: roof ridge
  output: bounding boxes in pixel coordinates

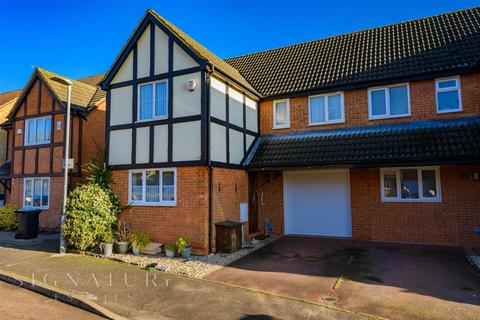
[36,67,98,90]
[225,6,480,62]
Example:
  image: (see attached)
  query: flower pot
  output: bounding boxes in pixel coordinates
[132,247,141,256]
[101,243,113,257]
[165,249,175,258]
[116,241,129,254]
[181,246,192,259]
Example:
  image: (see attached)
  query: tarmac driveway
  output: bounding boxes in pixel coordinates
[206,236,480,320]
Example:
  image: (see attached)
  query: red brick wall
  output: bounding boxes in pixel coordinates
[212,167,249,250]
[260,73,480,134]
[254,171,284,235]
[350,165,480,247]
[111,167,210,254]
[81,99,106,177]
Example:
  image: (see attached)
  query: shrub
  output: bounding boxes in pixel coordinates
[64,183,118,251]
[0,204,18,230]
[176,237,192,254]
[129,231,151,250]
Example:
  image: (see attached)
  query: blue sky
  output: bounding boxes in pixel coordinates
[1,0,479,93]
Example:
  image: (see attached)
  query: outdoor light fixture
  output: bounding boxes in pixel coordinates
[51,76,73,255]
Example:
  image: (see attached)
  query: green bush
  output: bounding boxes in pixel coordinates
[64,183,118,251]
[0,204,18,230]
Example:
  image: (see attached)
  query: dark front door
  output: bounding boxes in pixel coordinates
[248,173,259,233]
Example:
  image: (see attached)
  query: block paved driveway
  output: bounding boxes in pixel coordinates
[206,236,480,320]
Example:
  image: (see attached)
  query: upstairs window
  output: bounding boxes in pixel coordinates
[436,77,461,113]
[309,92,344,125]
[25,117,51,146]
[381,167,441,202]
[273,99,290,129]
[138,81,168,121]
[369,84,410,119]
[129,168,176,206]
[24,177,49,208]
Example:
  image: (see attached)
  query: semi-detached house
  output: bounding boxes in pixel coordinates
[99,7,480,254]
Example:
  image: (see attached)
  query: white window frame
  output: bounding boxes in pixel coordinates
[24,116,52,146]
[368,83,411,120]
[380,166,441,203]
[128,168,177,206]
[273,99,290,129]
[137,80,168,122]
[308,92,345,125]
[23,177,50,209]
[435,76,462,114]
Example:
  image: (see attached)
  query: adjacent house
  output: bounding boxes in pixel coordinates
[1,68,106,230]
[100,7,480,254]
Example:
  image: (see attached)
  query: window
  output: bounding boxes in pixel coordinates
[368,84,410,119]
[138,81,168,121]
[436,77,461,113]
[24,177,49,208]
[309,92,344,125]
[25,117,51,146]
[273,99,290,129]
[129,168,176,206]
[380,167,441,202]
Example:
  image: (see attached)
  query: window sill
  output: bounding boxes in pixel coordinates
[381,198,441,203]
[136,117,168,124]
[309,119,345,126]
[273,124,290,130]
[24,142,51,147]
[369,114,411,121]
[128,201,176,207]
[23,206,49,210]
[436,108,462,114]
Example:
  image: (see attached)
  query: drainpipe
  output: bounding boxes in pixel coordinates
[205,71,213,253]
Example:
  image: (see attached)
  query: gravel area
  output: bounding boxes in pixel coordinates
[86,235,279,279]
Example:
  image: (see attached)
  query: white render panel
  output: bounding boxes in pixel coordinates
[172,121,201,161]
[210,123,226,162]
[110,87,132,125]
[210,77,226,120]
[111,52,133,84]
[173,72,201,117]
[246,134,255,151]
[154,26,169,75]
[229,129,244,164]
[228,87,243,127]
[154,125,168,163]
[135,127,149,164]
[173,42,198,71]
[136,26,150,79]
[109,129,132,165]
[245,97,258,132]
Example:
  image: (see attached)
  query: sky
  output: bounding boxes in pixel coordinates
[1,0,479,93]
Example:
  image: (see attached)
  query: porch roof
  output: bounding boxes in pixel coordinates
[244,116,480,169]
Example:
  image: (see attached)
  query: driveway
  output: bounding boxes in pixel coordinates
[206,236,480,320]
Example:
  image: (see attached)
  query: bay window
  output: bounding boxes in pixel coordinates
[369,84,410,119]
[24,177,49,208]
[138,80,168,121]
[381,167,441,202]
[25,117,51,146]
[436,77,461,113]
[129,168,176,206]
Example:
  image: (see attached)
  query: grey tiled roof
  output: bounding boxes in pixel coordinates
[225,7,480,97]
[244,117,480,168]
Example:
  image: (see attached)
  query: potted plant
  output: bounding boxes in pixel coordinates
[176,237,192,259]
[130,231,150,256]
[165,243,176,258]
[101,232,114,257]
[116,221,131,254]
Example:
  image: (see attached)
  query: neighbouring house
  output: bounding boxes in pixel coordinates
[100,7,480,254]
[0,68,106,230]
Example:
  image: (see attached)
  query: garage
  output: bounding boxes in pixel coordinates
[284,169,352,237]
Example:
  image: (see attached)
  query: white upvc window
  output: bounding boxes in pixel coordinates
[138,80,168,121]
[368,83,410,119]
[128,168,176,206]
[24,177,50,208]
[435,77,462,113]
[273,99,290,129]
[24,116,52,146]
[380,167,441,202]
[309,92,345,125]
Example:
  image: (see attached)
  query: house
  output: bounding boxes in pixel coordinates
[100,7,480,254]
[1,68,106,230]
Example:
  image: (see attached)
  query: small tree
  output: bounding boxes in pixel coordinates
[0,204,18,230]
[64,183,118,251]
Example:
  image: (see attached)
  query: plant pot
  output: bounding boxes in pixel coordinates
[132,247,141,256]
[181,246,192,259]
[101,243,113,256]
[116,241,129,254]
[165,249,175,258]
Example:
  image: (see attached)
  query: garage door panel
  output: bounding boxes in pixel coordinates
[284,170,352,237]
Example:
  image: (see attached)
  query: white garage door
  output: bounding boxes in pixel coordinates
[284,169,352,237]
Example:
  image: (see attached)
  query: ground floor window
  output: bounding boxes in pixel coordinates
[129,168,176,206]
[24,177,50,208]
[380,167,441,202]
